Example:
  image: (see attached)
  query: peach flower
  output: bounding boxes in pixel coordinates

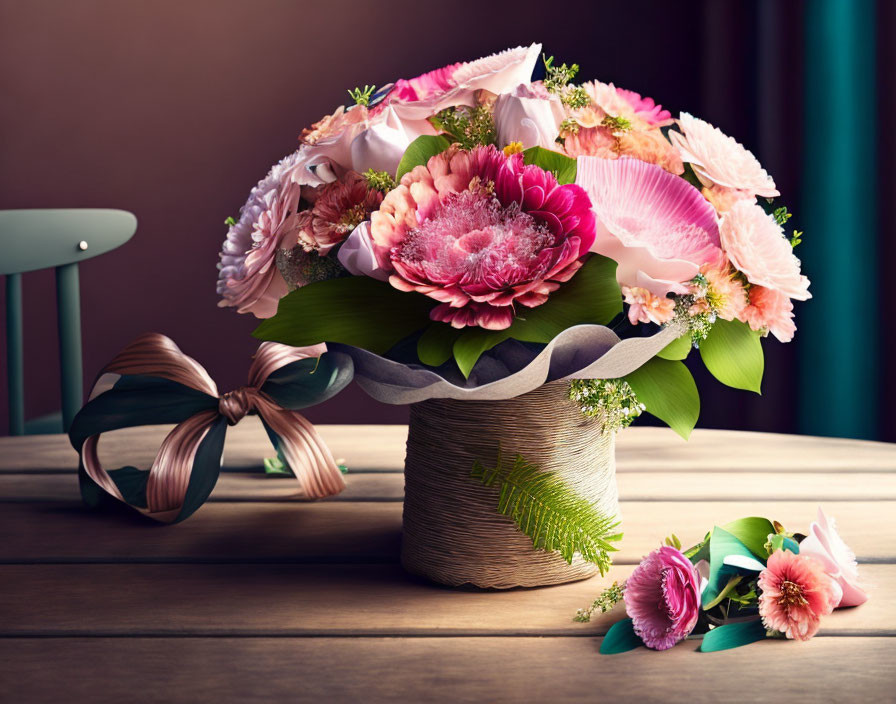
[701,264,748,321]
[739,285,796,342]
[758,550,838,641]
[622,286,675,325]
[582,81,674,129]
[564,126,683,175]
[720,201,810,301]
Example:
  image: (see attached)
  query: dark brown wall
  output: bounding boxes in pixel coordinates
[1,0,803,433]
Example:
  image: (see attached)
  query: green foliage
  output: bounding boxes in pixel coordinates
[624,357,700,440]
[253,275,434,354]
[363,168,396,193]
[347,84,376,106]
[657,333,692,361]
[574,581,625,622]
[223,216,236,227]
[722,516,776,560]
[522,146,577,184]
[471,452,621,573]
[451,255,622,377]
[599,618,642,654]
[416,322,462,367]
[601,115,632,133]
[429,105,497,149]
[543,54,579,92]
[699,620,768,652]
[568,379,643,432]
[395,135,452,181]
[699,319,764,393]
[773,206,792,226]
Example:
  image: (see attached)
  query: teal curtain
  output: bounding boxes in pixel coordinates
[800,0,878,438]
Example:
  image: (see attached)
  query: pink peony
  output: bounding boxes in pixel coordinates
[297,171,384,253]
[582,81,674,128]
[622,286,675,326]
[739,285,797,342]
[624,546,702,650]
[720,201,810,301]
[758,550,838,641]
[669,113,779,197]
[369,145,595,330]
[576,156,722,296]
[798,507,869,608]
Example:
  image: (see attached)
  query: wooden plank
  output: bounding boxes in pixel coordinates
[0,637,892,703]
[0,563,888,637]
[0,501,890,564]
[4,470,896,503]
[2,420,894,473]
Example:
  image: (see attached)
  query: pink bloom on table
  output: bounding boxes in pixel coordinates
[370,145,595,330]
[493,82,565,149]
[669,113,779,197]
[297,171,384,253]
[720,201,811,301]
[739,285,797,342]
[799,507,869,608]
[582,81,674,128]
[622,286,675,326]
[576,156,722,297]
[624,546,701,650]
[758,550,838,641]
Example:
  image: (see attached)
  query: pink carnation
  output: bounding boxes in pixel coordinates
[701,263,748,321]
[739,285,797,342]
[624,546,702,650]
[369,145,595,330]
[720,201,810,301]
[758,550,838,641]
[669,113,779,197]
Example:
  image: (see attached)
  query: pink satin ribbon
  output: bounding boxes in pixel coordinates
[81,333,344,522]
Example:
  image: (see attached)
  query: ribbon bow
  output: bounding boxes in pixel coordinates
[69,333,353,523]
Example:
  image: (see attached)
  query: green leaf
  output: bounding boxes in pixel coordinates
[522,146,578,184]
[452,255,622,378]
[625,357,699,439]
[417,323,462,368]
[722,517,775,561]
[600,619,642,654]
[395,135,452,181]
[699,620,767,652]
[253,276,434,355]
[263,456,294,476]
[699,319,764,393]
[657,333,692,361]
[471,452,621,573]
[702,526,767,609]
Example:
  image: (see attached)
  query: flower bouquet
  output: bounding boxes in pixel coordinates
[578,508,868,653]
[216,43,810,588]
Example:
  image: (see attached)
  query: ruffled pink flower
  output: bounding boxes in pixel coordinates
[370,145,595,330]
[297,171,384,253]
[669,113,779,197]
[720,201,811,301]
[622,286,675,325]
[576,156,722,296]
[799,508,869,608]
[758,550,838,641]
[582,81,674,128]
[563,126,683,175]
[739,285,797,342]
[701,263,748,321]
[624,546,702,650]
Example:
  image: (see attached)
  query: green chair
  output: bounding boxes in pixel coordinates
[1,209,137,435]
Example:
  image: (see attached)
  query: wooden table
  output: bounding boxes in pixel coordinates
[0,420,893,702]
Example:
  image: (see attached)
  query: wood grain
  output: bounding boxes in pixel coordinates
[0,563,889,636]
[0,637,892,704]
[0,500,891,564]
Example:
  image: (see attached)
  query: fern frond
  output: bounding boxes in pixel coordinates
[471,452,622,574]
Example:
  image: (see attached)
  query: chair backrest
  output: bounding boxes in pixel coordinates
[1,209,137,435]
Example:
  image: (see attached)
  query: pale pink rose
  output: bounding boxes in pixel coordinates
[582,80,674,128]
[493,82,565,149]
[622,286,675,326]
[720,201,810,301]
[669,113,779,197]
[758,550,838,641]
[576,156,722,297]
[799,507,869,608]
[738,285,796,342]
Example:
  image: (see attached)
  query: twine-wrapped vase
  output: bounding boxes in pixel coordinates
[401,380,618,589]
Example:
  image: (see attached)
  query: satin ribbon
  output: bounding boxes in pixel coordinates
[69,333,353,523]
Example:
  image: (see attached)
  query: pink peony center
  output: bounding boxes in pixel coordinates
[392,190,555,287]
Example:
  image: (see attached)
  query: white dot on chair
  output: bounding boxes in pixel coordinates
[78,240,88,251]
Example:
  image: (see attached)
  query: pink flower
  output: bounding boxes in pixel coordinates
[739,285,797,342]
[720,201,811,301]
[669,113,779,197]
[622,286,675,326]
[799,507,869,608]
[624,546,702,650]
[701,185,755,214]
[758,550,838,641]
[582,81,674,128]
[297,171,384,253]
[388,63,462,103]
[700,263,748,321]
[369,145,595,330]
[493,82,565,149]
[563,126,683,175]
[576,156,722,296]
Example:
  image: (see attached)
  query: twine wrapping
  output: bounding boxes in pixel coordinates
[402,380,618,589]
